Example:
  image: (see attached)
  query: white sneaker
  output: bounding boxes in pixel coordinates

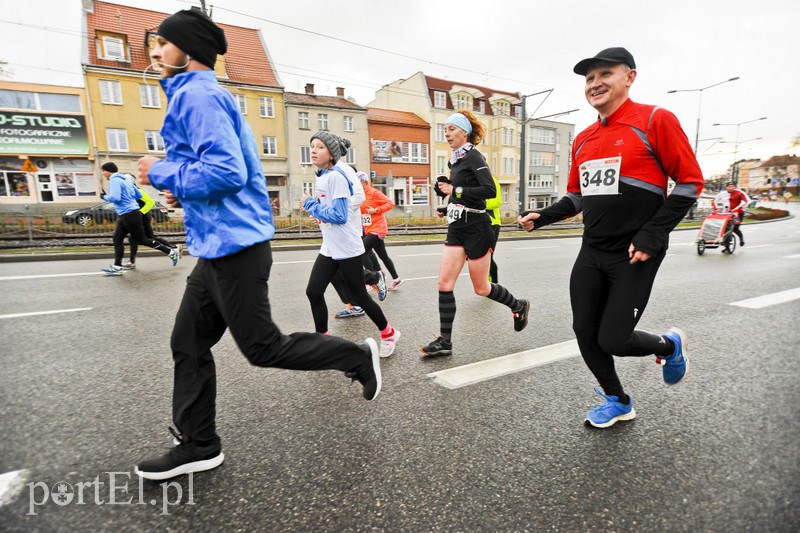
[121,259,136,270]
[379,329,400,358]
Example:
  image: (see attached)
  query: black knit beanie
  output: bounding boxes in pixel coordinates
[158,9,227,69]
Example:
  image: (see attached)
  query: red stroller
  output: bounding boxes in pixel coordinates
[696,212,737,255]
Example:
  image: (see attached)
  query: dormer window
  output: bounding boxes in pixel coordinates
[495,101,510,116]
[454,93,471,111]
[97,31,129,61]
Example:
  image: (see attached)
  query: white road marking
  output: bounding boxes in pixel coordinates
[0,307,92,320]
[786,254,800,259]
[743,244,774,249]
[273,260,314,265]
[0,469,29,507]
[399,252,442,257]
[0,272,104,281]
[404,273,469,282]
[427,340,580,389]
[729,287,800,309]
[512,245,561,250]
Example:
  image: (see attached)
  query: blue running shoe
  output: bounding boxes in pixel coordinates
[585,388,636,428]
[169,247,180,266]
[102,265,124,276]
[371,271,387,301]
[658,327,689,385]
[334,305,365,318]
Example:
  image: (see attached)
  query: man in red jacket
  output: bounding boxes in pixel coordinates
[518,47,703,428]
[713,182,749,246]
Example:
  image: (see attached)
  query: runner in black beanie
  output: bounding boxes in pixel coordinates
[157,8,227,69]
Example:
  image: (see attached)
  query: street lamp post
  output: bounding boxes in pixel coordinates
[714,117,768,186]
[667,76,740,154]
[517,90,578,213]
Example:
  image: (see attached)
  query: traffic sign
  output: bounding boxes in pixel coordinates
[21,159,37,172]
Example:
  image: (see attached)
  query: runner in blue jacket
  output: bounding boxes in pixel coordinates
[133,9,381,481]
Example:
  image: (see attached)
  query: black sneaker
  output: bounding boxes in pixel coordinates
[513,299,531,332]
[135,438,224,481]
[348,338,382,401]
[420,336,453,357]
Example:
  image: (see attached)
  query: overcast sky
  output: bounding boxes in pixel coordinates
[2,0,797,177]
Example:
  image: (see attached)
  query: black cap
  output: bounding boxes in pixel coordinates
[158,9,227,69]
[573,47,636,75]
[101,162,118,173]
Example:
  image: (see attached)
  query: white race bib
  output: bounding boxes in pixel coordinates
[361,213,372,226]
[579,156,621,196]
[446,203,465,224]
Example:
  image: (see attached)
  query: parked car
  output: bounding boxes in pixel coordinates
[62,202,170,226]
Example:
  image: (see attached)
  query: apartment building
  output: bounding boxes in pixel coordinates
[367,72,572,217]
[366,108,430,217]
[82,1,287,207]
[524,118,574,210]
[284,84,368,215]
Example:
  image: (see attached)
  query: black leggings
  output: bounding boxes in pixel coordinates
[306,254,388,333]
[129,212,174,262]
[113,211,171,266]
[171,241,369,442]
[489,225,500,283]
[362,233,399,279]
[569,244,671,398]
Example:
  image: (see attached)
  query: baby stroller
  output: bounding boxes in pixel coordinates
[696,212,737,255]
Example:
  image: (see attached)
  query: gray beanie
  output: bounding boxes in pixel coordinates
[311,131,351,162]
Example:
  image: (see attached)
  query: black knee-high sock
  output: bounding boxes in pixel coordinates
[439,291,456,342]
[487,283,520,310]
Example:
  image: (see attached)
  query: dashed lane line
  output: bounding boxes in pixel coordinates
[0,308,93,320]
[729,287,800,309]
[511,245,562,250]
[427,340,580,389]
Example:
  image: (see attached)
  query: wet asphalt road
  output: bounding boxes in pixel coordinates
[1,205,798,532]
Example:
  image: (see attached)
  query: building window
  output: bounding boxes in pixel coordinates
[98,33,128,61]
[436,123,445,142]
[299,146,311,164]
[99,80,122,105]
[318,114,329,130]
[530,127,556,144]
[502,186,509,204]
[144,130,165,152]
[235,94,247,115]
[503,157,516,175]
[0,90,80,112]
[478,100,486,114]
[343,115,354,132]
[139,84,160,108]
[107,128,129,152]
[396,142,428,164]
[455,93,471,111]
[259,96,274,118]
[528,174,554,189]
[495,101,509,116]
[514,106,522,119]
[437,155,447,175]
[345,147,356,165]
[529,151,556,166]
[298,112,310,130]
[434,91,447,108]
[302,181,314,194]
[262,136,277,156]
[502,127,516,146]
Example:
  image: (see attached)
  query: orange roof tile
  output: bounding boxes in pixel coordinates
[87,1,280,87]
[367,108,429,128]
[284,92,365,110]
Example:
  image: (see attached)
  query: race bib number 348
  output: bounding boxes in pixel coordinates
[579,156,620,196]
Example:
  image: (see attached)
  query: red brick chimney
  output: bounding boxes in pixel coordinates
[305,83,314,95]
[336,87,345,97]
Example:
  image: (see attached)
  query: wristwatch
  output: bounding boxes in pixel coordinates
[455,186,463,198]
